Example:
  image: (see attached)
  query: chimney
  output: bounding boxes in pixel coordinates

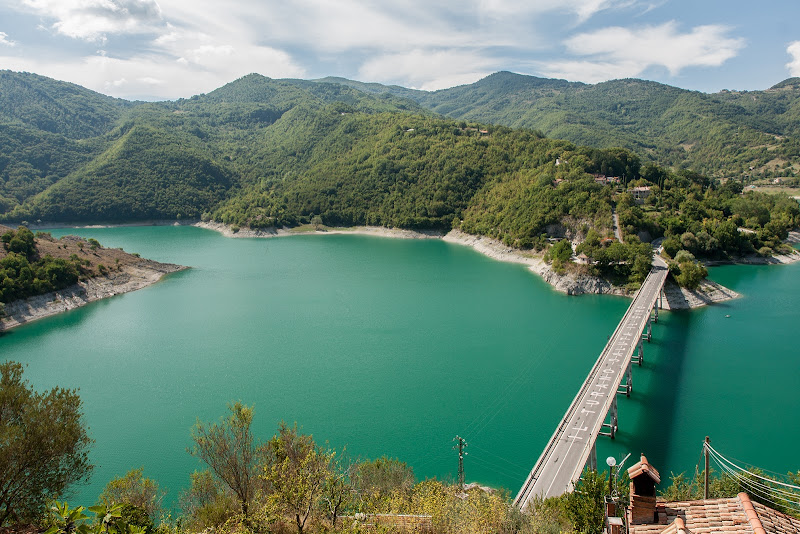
[626,454,661,525]
[605,497,624,534]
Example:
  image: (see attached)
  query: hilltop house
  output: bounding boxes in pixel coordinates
[630,186,652,203]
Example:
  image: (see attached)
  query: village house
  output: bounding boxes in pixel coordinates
[630,186,652,203]
[605,455,800,534]
[593,174,622,185]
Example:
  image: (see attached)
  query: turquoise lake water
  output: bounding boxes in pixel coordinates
[1,226,798,507]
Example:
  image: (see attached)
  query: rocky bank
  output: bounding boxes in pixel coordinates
[1,258,185,330]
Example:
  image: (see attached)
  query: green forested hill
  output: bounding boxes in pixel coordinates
[0,70,798,287]
[0,70,132,139]
[9,122,236,222]
[321,71,800,179]
[0,123,105,212]
[201,73,425,114]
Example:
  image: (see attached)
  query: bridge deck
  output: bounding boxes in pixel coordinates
[515,258,669,508]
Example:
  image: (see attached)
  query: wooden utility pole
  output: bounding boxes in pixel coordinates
[704,436,710,499]
[453,435,468,490]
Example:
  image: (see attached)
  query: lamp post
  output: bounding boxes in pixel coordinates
[606,456,617,495]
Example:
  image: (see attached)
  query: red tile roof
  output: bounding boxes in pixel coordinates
[629,493,800,534]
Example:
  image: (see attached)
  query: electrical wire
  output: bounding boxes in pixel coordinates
[708,445,800,480]
[459,336,556,441]
[709,453,800,503]
[703,443,800,513]
[469,455,524,481]
[712,459,800,511]
[706,443,800,491]
[469,443,528,471]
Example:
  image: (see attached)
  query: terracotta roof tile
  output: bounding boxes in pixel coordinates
[750,498,800,534]
[630,493,800,534]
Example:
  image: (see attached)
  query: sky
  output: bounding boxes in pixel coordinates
[0,0,798,101]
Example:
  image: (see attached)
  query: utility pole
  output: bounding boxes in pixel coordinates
[704,436,710,499]
[453,435,468,490]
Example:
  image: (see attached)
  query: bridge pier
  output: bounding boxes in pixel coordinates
[616,361,632,397]
[633,339,644,366]
[600,396,618,439]
[589,442,598,471]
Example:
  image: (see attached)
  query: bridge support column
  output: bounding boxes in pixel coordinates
[600,396,618,439]
[626,361,632,397]
[647,322,652,342]
[633,339,644,366]
[654,299,660,322]
[589,442,597,471]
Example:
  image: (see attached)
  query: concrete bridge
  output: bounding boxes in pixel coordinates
[514,257,669,509]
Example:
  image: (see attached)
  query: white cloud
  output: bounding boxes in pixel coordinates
[20,0,163,41]
[541,21,744,82]
[0,0,754,98]
[0,43,305,99]
[477,0,637,21]
[359,49,494,90]
[539,60,643,84]
[787,41,800,77]
[0,31,15,46]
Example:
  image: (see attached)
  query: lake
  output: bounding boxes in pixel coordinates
[1,226,798,507]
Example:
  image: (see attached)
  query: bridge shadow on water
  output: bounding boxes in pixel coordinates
[598,308,694,474]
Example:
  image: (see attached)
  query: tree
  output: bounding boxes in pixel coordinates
[178,470,237,530]
[352,456,415,502]
[189,402,263,518]
[45,502,146,534]
[263,422,332,534]
[0,361,93,526]
[557,469,610,534]
[320,449,352,528]
[545,240,573,264]
[97,468,164,526]
[1,227,36,258]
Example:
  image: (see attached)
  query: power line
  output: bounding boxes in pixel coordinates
[706,442,800,491]
[469,443,528,471]
[703,441,800,512]
[469,455,522,481]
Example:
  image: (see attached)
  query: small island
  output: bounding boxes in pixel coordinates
[0,225,186,330]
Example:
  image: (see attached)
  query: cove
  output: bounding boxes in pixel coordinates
[1,226,798,507]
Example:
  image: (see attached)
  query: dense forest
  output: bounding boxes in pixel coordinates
[0,70,798,290]
[327,71,800,180]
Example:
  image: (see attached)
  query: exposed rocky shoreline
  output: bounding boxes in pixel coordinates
[195,222,753,308]
[192,220,444,240]
[0,258,186,330]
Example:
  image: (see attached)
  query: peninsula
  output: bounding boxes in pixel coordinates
[0,225,186,330]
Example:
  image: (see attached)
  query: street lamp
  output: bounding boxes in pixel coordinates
[606,457,616,495]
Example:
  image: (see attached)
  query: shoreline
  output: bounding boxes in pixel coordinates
[13,220,797,314]
[0,259,187,331]
[192,221,445,240]
[195,222,745,308]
